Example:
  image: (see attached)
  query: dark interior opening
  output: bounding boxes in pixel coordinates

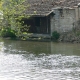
[22,16,50,34]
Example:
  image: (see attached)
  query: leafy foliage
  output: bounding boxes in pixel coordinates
[52,31,60,41]
[0,0,29,38]
[0,27,16,38]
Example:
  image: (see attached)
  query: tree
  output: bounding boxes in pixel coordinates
[0,0,29,38]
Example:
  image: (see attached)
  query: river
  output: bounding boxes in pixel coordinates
[0,39,80,80]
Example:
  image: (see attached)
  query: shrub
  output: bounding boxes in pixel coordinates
[51,31,60,41]
[0,28,16,38]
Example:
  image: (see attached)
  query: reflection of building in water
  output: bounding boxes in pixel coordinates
[51,42,73,55]
[24,42,51,54]
[51,42,80,55]
[2,39,80,56]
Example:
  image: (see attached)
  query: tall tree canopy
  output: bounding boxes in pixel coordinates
[0,0,29,38]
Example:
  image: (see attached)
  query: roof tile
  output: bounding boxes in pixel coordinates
[25,0,80,16]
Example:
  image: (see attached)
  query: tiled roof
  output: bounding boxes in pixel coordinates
[25,0,80,16]
[55,0,80,7]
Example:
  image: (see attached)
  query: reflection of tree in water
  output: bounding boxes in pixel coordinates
[2,39,80,56]
[3,39,51,54]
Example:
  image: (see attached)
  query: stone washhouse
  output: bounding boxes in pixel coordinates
[23,0,80,39]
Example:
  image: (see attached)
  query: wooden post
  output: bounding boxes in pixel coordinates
[46,17,48,34]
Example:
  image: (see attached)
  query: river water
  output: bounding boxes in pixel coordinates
[0,39,80,80]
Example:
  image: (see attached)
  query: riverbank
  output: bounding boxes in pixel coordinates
[59,31,80,43]
[1,31,80,43]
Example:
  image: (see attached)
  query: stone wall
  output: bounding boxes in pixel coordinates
[51,7,76,35]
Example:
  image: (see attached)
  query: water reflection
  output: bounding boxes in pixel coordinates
[3,39,80,56]
[3,40,51,54]
[0,39,80,80]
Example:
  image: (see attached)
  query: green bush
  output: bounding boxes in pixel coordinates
[52,31,60,41]
[0,28,16,38]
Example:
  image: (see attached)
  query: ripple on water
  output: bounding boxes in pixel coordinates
[0,52,80,80]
